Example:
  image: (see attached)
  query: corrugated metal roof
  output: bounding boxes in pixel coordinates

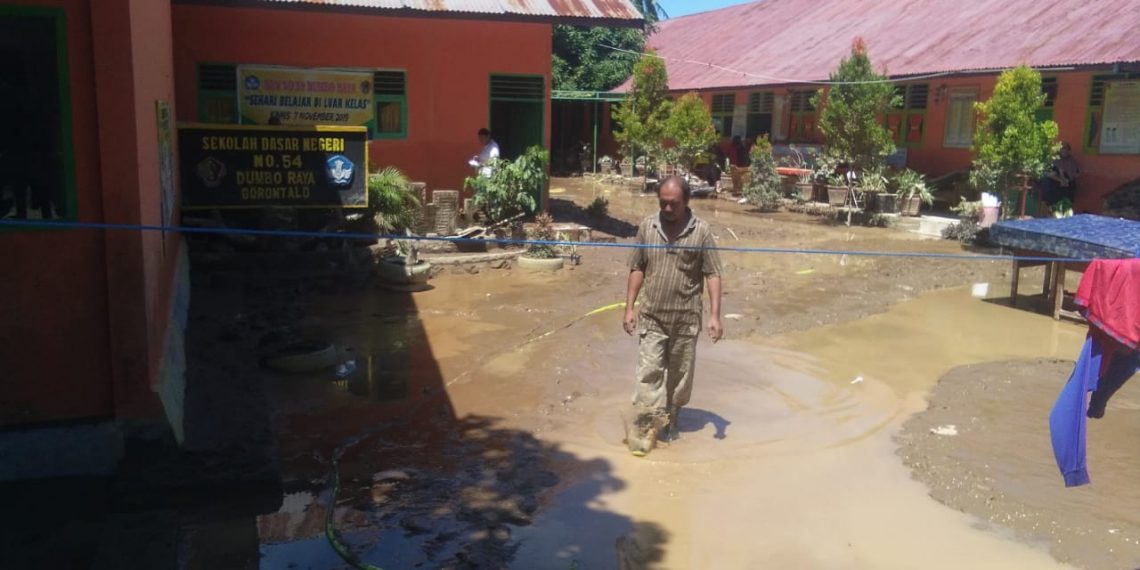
[637,0,1140,91]
[241,0,643,22]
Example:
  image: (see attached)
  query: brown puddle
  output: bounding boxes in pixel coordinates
[503,287,1088,568]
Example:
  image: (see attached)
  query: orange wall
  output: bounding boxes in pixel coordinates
[688,71,1140,213]
[905,72,1140,213]
[92,0,181,421]
[1,0,183,426]
[0,0,114,425]
[172,6,553,197]
[902,76,992,179]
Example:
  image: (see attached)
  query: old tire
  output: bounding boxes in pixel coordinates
[377,257,432,285]
[517,255,564,271]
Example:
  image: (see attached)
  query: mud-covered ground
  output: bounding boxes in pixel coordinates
[898,360,1140,570]
[25,176,1124,570]
[207,178,1118,569]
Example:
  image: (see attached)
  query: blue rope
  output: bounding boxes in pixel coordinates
[0,218,1094,263]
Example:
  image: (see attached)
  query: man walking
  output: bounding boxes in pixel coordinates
[623,176,723,456]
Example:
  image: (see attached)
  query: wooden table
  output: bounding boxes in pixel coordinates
[1009,249,1088,320]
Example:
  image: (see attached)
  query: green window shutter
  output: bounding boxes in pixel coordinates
[197,63,237,124]
[372,70,407,139]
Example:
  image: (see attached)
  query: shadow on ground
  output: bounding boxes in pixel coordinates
[549,197,638,239]
[3,231,668,569]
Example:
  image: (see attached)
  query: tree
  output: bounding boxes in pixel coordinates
[550,0,663,92]
[552,27,645,91]
[744,136,783,211]
[812,38,899,170]
[969,65,1059,198]
[665,92,718,174]
[612,51,670,171]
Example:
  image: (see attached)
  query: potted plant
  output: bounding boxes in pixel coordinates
[812,154,840,203]
[779,145,815,201]
[794,169,814,201]
[858,166,893,213]
[896,169,933,216]
[518,211,564,271]
[826,172,848,207]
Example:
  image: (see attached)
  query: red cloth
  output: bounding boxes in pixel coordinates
[1075,258,1140,351]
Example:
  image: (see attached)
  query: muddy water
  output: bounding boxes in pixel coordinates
[252,178,1125,568]
[456,287,1089,569]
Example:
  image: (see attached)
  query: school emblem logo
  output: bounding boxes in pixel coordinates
[196,157,226,188]
[244,74,261,91]
[326,155,355,187]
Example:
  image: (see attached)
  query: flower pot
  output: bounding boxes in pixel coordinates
[875,193,899,214]
[863,191,880,212]
[780,176,797,197]
[827,186,848,207]
[979,206,1001,228]
[812,181,827,202]
[900,196,922,216]
[795,183,814,201]
[517,255,564,271]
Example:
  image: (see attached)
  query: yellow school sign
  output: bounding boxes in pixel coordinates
[237,65,373,126]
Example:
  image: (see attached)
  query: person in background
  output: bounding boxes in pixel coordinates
[468,128,500,178]
[719,137,738,169]
[732,136,749,168]
[1040,141,1081,215]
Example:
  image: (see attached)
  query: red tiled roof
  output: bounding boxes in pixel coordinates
[225,0,643,23]
[637,0,1140,91]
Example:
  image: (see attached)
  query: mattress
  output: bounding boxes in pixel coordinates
[988,215,1140,260]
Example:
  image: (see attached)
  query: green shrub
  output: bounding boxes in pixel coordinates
[367,167,420,233]
[744,137,783,212]
[526,212,559,259]
[465,146,548,223]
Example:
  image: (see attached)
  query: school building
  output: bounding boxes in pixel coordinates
[586,0,1140,213]
[0,0,641,480]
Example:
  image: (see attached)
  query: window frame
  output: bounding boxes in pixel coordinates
[370,69,408,140]
[195,62,239,124]
[746,91,775,140]
[943,89,977,149]
[887,83,928,147]
[788,90,818,143]
[1083,73,1139,155]
[0,5,77,226]
[1035,76,1058,123]
[710,93,736,137]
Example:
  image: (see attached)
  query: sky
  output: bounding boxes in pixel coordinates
[659,0,755,18]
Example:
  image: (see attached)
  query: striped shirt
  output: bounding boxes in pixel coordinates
[629,211,723,333]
